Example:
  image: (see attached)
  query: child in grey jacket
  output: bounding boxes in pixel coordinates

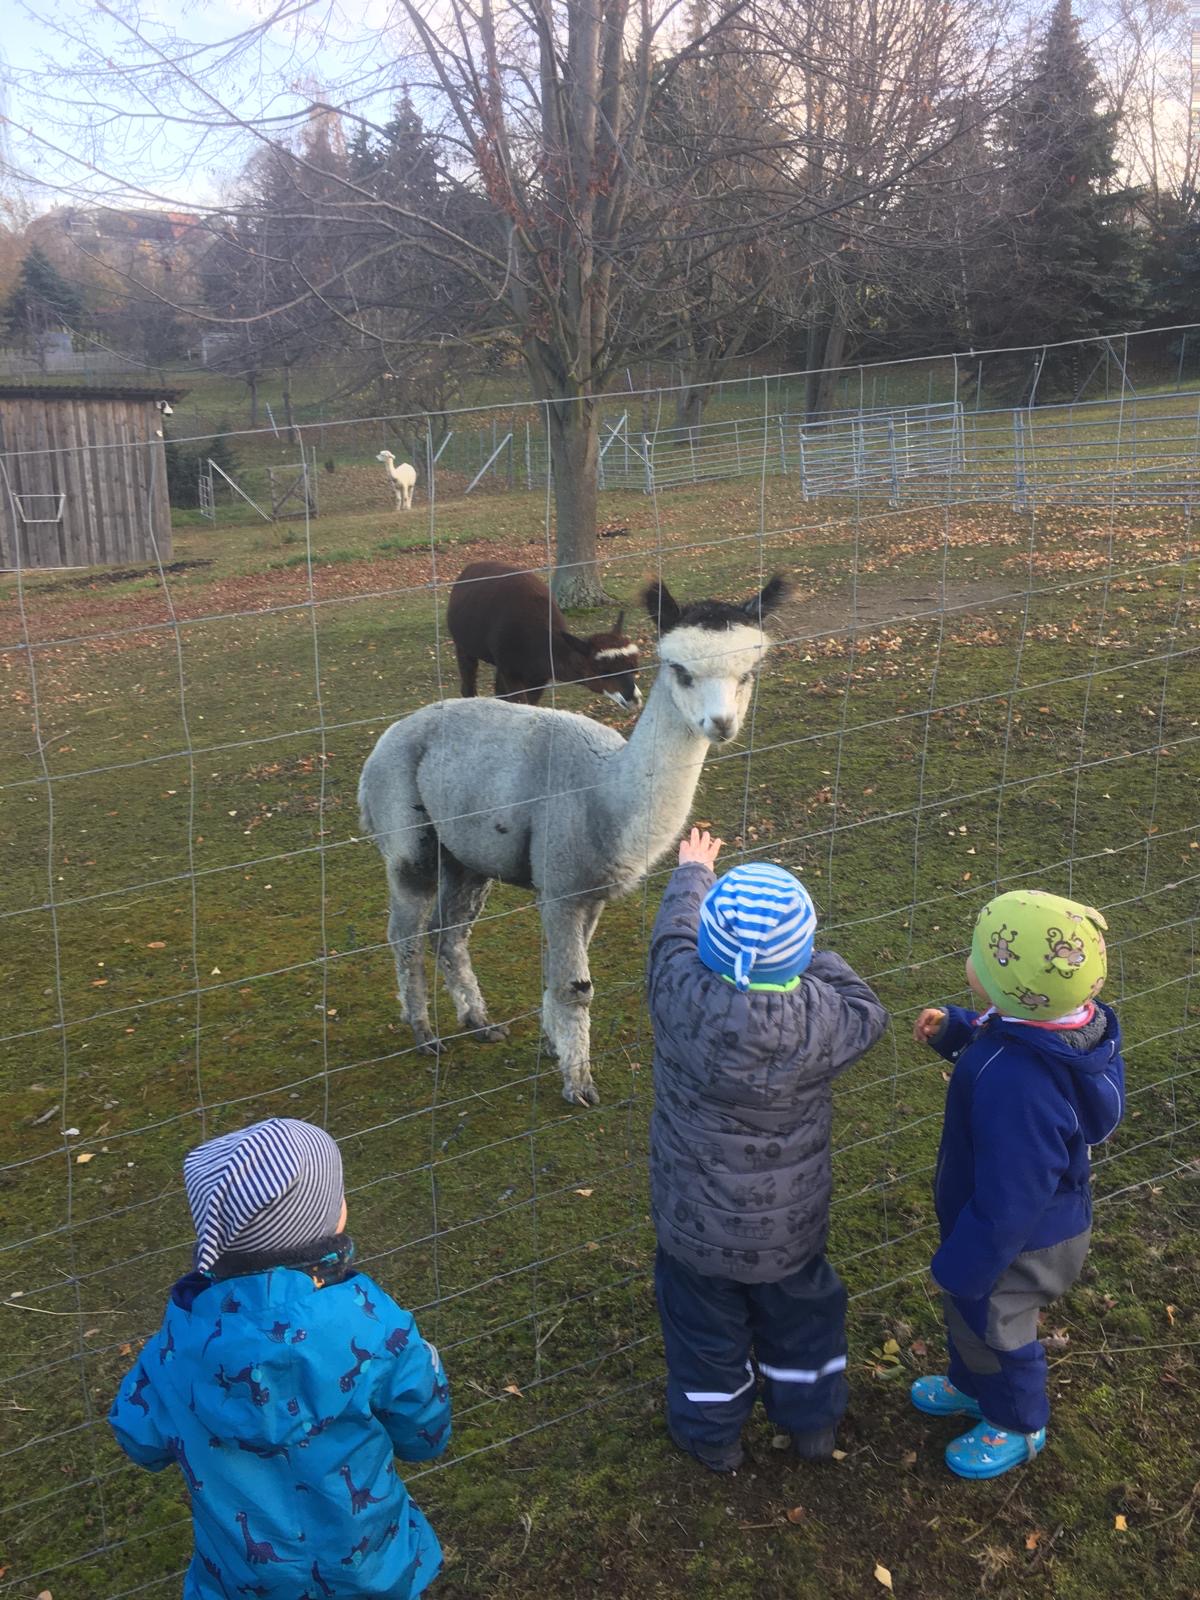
[647,829,889,1473]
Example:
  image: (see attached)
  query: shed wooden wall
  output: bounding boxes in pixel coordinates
[0,395,172,569]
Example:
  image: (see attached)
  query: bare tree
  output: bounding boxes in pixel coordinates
[8,0,1015,596]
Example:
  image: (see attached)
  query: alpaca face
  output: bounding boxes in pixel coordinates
[657,623,766,744]
[644,575,788,745]
[587,642,641,711]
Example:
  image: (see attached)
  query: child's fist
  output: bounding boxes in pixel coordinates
[678,827,723,870]
[913,1008,946,1044]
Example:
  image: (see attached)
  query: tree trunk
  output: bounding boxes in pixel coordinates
[544,396,608,609]
[282,360,297,444]
[247,370,259,429]
[804,313,849,419]
[674,385,707,431]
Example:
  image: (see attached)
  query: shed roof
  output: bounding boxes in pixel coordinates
[0,383,187,403]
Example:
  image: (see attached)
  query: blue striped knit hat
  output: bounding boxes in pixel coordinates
[696,862,817,990]
[183,1118,344,1273]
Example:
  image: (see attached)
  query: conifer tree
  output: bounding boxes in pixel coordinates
[3,245,85,346]
[980,0,1141,357]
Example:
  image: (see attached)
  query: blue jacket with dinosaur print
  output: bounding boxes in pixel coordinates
[109,1264,449,1600]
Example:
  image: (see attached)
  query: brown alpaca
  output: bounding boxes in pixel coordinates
[446,560,641,709]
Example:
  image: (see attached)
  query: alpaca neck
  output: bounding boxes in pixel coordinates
[603,671,709,872]
[552,632,592,683]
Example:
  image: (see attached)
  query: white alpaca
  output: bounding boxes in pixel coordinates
[358,574,788,1106]
[376,450,417,511]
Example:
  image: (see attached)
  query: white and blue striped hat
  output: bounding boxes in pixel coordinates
[183,1118,344,1273]
[696,863,816,991]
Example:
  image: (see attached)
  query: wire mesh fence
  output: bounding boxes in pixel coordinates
[0,324,1197,1597]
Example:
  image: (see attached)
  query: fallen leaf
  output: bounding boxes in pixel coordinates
[574,1188,594,1198]
[1024,1530,1041,1551]
[75,1152,95,1165]
[874,1563,894,1591]
[119,1342,132,1357]
[36,1590,52,1599]
[909,1338,928,1358]
[1114,1514,1128,1532]
[831,1448,848,1461]
[882,1338,901,1357]
[147,940,166,949]
[901,1449,917,1466]
[1165,1304,1176,1327]
[502,1383,523,1398]
[90,978,108,987]
[786,1505,807,1524]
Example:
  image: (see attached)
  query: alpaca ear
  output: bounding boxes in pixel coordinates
[612,609,625,636]
[642,581,681,635]
[742,573,790,621]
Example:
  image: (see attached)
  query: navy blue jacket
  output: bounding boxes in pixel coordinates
[110,1264,449,1600]
[929,1002,1125,1301]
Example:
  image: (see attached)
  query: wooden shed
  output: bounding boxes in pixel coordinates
[0,383,182,570]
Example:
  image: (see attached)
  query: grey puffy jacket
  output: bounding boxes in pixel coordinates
[647,863,890,1283]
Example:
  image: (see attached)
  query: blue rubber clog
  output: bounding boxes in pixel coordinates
[945,1420,1046,1479]
[909,1375,984,1419]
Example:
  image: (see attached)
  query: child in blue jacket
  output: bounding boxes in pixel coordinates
[912,890,1125,1480]
[109,1117,450,1599]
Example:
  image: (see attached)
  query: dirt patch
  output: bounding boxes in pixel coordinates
[784,572,1022,641]
[24,558,213,592]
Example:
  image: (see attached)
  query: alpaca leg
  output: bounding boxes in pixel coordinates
[456,650,479,697]
[494,671,528,703]
[431,857,508,1043]
[385,859,438,1055]
[404,485,413,511]
[540,894,601,1106]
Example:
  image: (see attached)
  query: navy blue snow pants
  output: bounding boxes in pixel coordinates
[654,1247,848,1454]
[941,1229,1091,1434]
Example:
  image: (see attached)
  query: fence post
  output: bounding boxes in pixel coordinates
[643,433,654,496]
[525,420,533,490]
[734,419,742,472]
[1013,410,1028,511]
[798,427,809,500]
[1177,334,1187,392]
[778,415,788,474]
[887,416,900,506]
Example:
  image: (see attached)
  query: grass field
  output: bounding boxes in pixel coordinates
[1,465,1198,1600]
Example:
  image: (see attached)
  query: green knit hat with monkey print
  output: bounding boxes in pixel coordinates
[970,890,1108,1020]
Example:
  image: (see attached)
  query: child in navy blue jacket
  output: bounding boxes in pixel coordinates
[109,1118,450,1599]
[911,891,1125,1480]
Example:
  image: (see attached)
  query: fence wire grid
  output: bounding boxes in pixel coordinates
[0,324,1198,1599]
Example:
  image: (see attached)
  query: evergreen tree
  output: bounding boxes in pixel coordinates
[377,91,441,211]
[3,245,85,344]
[979,0,1141,360]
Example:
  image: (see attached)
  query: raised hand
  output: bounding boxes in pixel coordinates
[678,827,724,870]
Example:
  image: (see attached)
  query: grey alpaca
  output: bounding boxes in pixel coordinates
[358,575,788,1105]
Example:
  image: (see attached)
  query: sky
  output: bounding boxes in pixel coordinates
[3,0,405,214]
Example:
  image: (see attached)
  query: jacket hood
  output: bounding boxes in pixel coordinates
[988,1000,1124,1145]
